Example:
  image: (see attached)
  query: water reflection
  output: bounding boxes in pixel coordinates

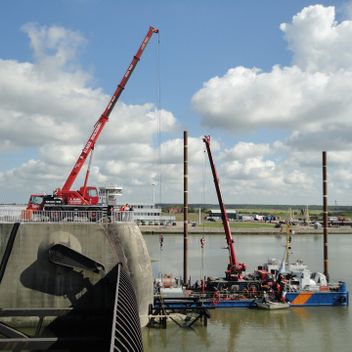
[144,307,351,352]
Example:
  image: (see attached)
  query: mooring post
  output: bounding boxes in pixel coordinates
[322,151,329,282]
[183,130,188,286]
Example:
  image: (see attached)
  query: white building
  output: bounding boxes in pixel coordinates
[127,203,176,226]
[207,209,237,221]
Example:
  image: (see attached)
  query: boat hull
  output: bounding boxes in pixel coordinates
[154,283,349,309]
[212,290,348,308]
[213,288,349,308]
[285,290,349,306]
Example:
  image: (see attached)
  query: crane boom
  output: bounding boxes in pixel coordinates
[62,26,159,192]
[202,135,245,279]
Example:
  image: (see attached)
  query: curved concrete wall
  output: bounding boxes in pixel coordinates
[0,222,153,327]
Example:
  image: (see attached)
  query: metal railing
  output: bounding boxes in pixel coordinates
[0,208,134,224]
[110,264,143,351]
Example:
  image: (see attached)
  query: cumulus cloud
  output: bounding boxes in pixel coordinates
[189,4,352,204]
[192,5,352,150]
[280,5,352,72]
[222,142,271,160]
[192,64,352,145]
[22,23,87,76]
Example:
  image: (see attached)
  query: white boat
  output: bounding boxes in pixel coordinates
[255,300,290,310]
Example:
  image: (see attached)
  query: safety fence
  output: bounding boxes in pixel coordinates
[0,207,134,224]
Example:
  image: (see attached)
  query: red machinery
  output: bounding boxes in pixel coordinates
[27,26,159,212]
[202,135,246,280]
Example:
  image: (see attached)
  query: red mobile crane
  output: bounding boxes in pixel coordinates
[202,135,246,280]
[26,26,159,214]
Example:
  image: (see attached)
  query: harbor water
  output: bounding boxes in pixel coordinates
[142,233,352,352]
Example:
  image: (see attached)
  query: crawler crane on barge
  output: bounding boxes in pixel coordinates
[202,135,246,281]
[196,135,349,307]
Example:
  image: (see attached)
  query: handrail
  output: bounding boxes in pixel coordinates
[0,208,134,224]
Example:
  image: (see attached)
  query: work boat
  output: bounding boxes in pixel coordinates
[155,261,349,310]
[261,258,349,306]
[154,254,348,309]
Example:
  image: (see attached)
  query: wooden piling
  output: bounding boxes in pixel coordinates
[183,130,188,285]
[322,151,329,282]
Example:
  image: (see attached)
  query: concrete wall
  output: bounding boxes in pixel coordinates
[0,222,153,327]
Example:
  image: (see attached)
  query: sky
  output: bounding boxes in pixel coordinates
[1,0,352,206]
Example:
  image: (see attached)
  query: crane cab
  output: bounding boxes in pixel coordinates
[78,186,100,205]
[27,194,64,210]
[26,194,45,211]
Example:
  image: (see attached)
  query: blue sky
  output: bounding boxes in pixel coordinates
[1,0,352,205]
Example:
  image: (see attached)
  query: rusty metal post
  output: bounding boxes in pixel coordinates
[322,151,329,282]
[183,131,188,286]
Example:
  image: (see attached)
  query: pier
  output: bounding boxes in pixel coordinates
[148,296,211,329]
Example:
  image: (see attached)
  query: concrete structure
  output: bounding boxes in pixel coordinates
[0,222,153,340]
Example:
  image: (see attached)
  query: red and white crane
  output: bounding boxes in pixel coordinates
[202,135,246,280]
[27,26,159,213]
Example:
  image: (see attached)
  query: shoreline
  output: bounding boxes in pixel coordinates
[140,225,352,235]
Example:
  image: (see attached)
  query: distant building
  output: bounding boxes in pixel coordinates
[239,215,254,221]
[127,203,176,226]
[207,209,237,221]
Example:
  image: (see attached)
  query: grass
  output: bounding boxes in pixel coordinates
[196,221,275,229]
[168,206,352,227]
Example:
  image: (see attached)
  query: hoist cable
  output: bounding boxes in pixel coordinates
[200,148,208,281]
[155,31,162,208]
[202,148,207,236]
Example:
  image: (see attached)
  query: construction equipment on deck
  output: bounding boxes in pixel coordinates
[202,135,246,280]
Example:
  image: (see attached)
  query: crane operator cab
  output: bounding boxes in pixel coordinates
[26,194,64,211]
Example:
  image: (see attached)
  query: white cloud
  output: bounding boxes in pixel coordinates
[192,5,352,150]
[22,23,87,75]
[280,5,352,73]
[188,4,352,204]
[192,64,352,145]
[38,144,81,166]
[224,157,276,180]
[157,136,206,165]
[222,142,271,160]
[103,104,176,145]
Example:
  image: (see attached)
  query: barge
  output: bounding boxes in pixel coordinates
[154,276,349,309]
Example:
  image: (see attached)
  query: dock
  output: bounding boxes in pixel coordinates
[148,296,211,329]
